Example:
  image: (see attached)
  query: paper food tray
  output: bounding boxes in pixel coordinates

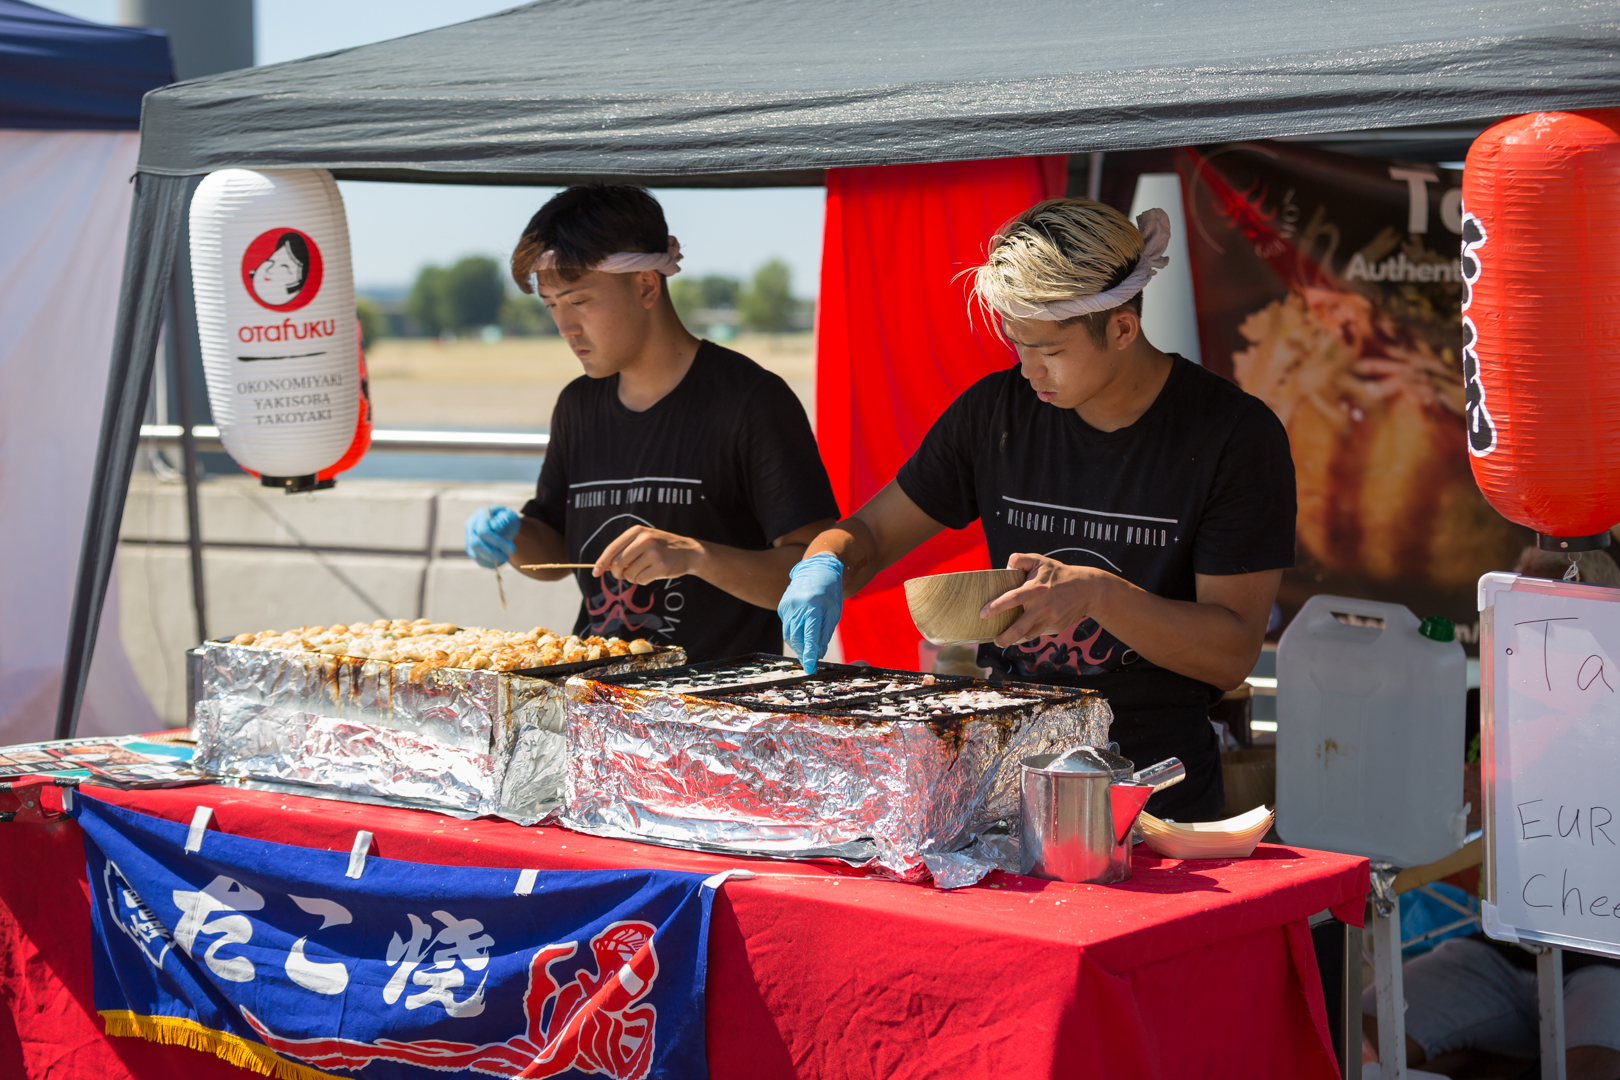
[1136,805,1273,860]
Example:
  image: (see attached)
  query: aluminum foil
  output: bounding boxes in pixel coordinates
[921,828,1023,889]
[495,679,569,824]
[561,672,1112,880]
[192,642,684,820]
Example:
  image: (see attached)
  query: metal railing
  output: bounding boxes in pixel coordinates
[139,424,550,455]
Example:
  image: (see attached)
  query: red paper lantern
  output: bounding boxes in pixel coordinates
[316,329,372,483]
[1462,110,1620,551]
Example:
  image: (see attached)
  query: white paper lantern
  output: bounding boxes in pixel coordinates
[191,168,360,490]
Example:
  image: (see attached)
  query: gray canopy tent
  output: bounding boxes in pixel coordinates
[61,0,1620,738]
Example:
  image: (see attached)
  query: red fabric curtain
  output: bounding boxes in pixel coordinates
[817,157,1068,669]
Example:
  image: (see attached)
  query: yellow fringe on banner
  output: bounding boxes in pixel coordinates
[100,1011,347,1080]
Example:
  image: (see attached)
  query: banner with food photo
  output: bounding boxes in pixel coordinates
[1175,142,1531,646]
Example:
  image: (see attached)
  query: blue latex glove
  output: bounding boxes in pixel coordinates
[779,552,844,673]
[465,505,521,568]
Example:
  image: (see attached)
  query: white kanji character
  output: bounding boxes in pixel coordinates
[285,895,352,996]
[405,964,486,1018]
[428,910,493,972]
[383,913,434,1004]
[383,910,492,1016]
[172,875,264,983]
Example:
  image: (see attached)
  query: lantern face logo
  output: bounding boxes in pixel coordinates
[1458,210,1496,457]
[240,228,324,312]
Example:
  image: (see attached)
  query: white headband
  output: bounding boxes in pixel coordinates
[1002,208,1172,321]
[532,234,684,277]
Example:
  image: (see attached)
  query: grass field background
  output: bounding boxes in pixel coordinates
[365,332,816,432]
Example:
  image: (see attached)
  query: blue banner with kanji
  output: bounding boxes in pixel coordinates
[73,793,720,1079]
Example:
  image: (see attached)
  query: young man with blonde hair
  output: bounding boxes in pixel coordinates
[466,185,839,661]
[779,197,1297,820]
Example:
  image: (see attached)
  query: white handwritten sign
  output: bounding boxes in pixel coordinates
[1481,571,1620,958]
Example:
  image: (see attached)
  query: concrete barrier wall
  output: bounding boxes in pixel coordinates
[120,476,584,723]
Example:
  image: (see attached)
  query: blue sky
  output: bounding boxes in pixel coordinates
[41,1,827,295]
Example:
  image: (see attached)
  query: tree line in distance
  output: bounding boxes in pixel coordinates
[356,256,811,348]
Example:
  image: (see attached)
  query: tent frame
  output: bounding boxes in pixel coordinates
[58,1,1620,740]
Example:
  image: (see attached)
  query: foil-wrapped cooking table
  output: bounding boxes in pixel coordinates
[563,655,1112,881]
[192,641,684,821]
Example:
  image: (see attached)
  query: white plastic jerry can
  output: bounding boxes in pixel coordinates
[1276,594,1468,867]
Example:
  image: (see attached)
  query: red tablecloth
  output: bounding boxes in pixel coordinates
[0,784,1366,1079]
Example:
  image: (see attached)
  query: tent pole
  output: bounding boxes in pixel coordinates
[167,272,208,645]
[55,173,190,740]
[1087,152,1105,202]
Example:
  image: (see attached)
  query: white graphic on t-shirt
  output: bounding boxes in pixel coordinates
[577,507,695,640]
[569,475,702,488]
[570,476,701,510]
[1007,543,1126,676]
[1044,546,1122,573]
[580,512,659,554]
[997,494,1185,675]
[1002,495,1175,523]
[1001,496,1176,547]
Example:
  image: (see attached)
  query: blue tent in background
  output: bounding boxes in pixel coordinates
[0,0,171,129]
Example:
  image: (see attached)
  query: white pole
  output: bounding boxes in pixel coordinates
[1538,946,1565,1080]
[1372,904,1406,1080]
[1086,151,1104,202]
[1128,173,1202,365]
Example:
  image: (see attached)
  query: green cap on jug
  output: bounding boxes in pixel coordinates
[1418,616,1455,643]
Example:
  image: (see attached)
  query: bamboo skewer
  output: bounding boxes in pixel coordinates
[519,563,596,570]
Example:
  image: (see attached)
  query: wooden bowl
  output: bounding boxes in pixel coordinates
[904,568,1028,647]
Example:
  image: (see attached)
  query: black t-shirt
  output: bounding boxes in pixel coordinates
[521,341,840,662]
[897,355,1296,818]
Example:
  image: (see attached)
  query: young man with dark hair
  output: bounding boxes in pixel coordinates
[778,197,1298,821]
[465,185,839,661]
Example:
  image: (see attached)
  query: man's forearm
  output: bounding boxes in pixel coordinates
[802,482,946,599]
[511,516,570,581]
[692,541,809,610]
[1089,577,1261,691]
[804,517,883,598]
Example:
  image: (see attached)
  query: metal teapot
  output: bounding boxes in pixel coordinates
[1019,745,1185,884]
